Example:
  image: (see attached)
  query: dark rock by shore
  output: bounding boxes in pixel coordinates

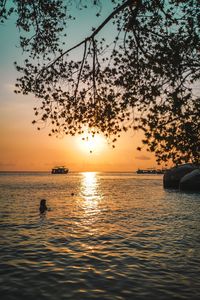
[163,164,197,189]
[179,169,200,192]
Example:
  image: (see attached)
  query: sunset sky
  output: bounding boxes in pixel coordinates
[0,2,159,172]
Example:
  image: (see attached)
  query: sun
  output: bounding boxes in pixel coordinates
[76,133,106,154]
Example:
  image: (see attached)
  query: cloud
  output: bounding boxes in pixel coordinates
[135,155,151,161]
[0,162,16,169]
[0,162,16,166]
[4,83,16,91]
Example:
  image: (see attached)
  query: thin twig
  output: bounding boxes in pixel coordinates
[44,0,132,70]
[74,40,87,100]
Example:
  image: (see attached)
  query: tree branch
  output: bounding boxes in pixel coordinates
[74,40,87,100]
[45,0,132,69]
[92,37,96,103]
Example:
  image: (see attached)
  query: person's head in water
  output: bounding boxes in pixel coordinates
[39,199,47,213]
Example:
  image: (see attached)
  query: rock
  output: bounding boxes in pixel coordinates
[179,169,200,192]
[163,164,197,189]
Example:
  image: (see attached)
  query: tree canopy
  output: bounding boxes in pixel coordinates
[1,0,200,165]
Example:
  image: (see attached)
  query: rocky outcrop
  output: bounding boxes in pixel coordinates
[163,164,197,189]
[179,169,200,192]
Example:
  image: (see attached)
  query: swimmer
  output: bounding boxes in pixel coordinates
[39,199,48,214]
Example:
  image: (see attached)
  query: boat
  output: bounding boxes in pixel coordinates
[136,168,166,174]
[51,166,69,174]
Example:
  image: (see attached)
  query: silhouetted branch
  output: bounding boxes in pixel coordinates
[45,0,132,69]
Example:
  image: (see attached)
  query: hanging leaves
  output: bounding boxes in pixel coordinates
[1,0,200,164]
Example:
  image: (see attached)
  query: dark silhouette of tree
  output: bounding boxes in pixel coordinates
[1,0,199,165]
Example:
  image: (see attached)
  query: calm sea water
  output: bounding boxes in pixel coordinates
[0,172,200,300]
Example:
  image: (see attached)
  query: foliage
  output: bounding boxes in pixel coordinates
[1,0,200,164]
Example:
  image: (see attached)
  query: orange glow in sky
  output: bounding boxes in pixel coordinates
[76,133,106,154]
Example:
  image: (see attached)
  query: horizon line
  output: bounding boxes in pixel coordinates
[0,170,137,173]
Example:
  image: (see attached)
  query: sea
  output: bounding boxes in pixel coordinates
[0,172,200,300]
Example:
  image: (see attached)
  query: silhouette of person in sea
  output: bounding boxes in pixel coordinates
[39,199,48,214]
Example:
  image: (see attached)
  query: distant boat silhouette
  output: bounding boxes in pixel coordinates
[136,168,166,174]
[51,166,69,174]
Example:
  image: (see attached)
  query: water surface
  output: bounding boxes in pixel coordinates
[0,172,200,299]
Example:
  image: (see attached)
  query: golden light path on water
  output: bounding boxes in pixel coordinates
[80,172,102,217]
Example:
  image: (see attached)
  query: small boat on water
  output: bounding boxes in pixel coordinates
[136,168,166,174]
[51,166,69,174]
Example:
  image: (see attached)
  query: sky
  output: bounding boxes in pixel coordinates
[0,1,159,172]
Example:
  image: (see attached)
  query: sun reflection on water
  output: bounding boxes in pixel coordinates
[80,172,102,215]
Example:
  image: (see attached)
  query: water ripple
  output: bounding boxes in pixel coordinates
[0,172,200,299]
